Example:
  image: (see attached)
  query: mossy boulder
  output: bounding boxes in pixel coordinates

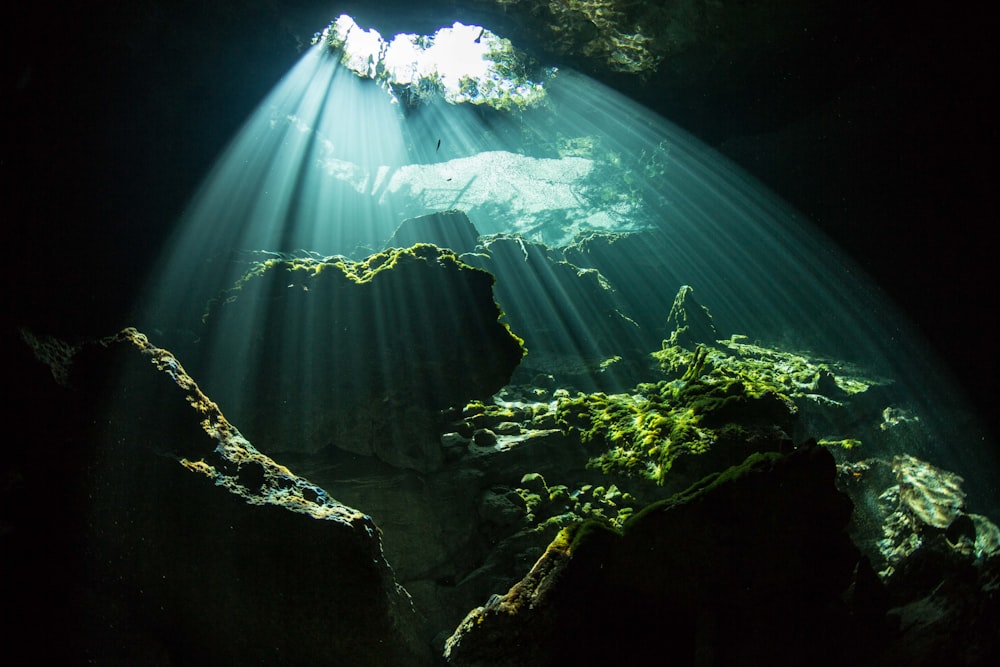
[199,244,525,471]
[554,376,796,488]
[444,443,889,666]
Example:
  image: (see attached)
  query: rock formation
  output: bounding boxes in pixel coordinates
[13,327,430,665]
[199,243,525,471]
[444,443,888,666]
[383,210,482,255]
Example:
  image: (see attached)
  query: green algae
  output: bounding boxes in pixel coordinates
[817,437,863,450]
[540,282,882,487]
[515,472,635,531]
[555,381,726,485]
[201,245,526,355]
[553,323,867,485]
[653,334,876,401]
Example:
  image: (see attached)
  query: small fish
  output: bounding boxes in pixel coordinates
[436,138,441,153]
[474,28,485,43]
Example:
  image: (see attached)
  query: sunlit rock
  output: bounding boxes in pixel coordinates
[872,455,999,578]
[553,377,795,491]
[832,453,1000,665]
[199,244,525,471]
[650,290,893,457]
[893,454,967,530]
[664,284,718,349]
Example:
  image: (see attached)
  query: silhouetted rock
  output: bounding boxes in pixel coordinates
[665,284,718,349]
[385,210,481,255]
[444,443,891,666]
[14,328,431,666]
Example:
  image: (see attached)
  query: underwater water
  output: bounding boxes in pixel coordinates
[7,4,998,664]
[115,14,1000,654]
[139,16,997,504]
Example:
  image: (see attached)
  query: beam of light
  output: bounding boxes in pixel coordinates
[134,14,997,509]
[141,42,408,336]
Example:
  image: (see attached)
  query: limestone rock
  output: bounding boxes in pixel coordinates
[444,443,888,666]
[14,328,430,665]
[665,284,718,349]
[384,210,481,255]
[199,244,525,471]
[836,454,1000,665]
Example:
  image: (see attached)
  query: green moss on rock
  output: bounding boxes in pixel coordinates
[197,244,526,471]
[554,371,794,485]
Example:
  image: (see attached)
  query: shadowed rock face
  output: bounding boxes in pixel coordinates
[464,234,650,390]
[14,328,431,666]
[443,444,887,667]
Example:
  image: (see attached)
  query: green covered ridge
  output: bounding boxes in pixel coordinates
[655,335,874,399]
[204,244,509,319]
[461,281,889,543]
[552,285,879,487]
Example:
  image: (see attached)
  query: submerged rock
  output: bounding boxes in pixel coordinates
[200,243,525,471]
[444,443,889,666]
[836,454,1000,666]
[14,268,996,666]
[465,234,648,390]
[384,210,481,255]
[15,328,430,665]
[665,284,718,348]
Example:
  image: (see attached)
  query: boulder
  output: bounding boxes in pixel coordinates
[384,210,481,255]
[444,442,890,666]
[837,454,1000,665]
[13,327,430,665]
[199,244,525,471]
